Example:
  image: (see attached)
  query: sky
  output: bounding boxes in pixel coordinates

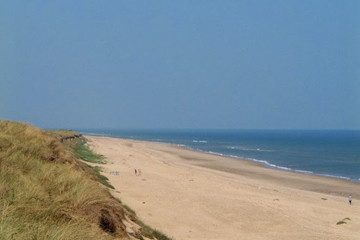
[1,0,359,130]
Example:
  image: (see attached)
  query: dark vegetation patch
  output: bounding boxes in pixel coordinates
[68,139,114,188]
[337,217,351,225]
[73,139,105,164]
[86,165,114,189]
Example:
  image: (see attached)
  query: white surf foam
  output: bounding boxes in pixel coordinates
[320,174,350,180]
[225,146,274,152]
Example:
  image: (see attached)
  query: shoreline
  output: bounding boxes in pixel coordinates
[140,138,360,199]
[86,135,360,240]
[166,142,359,185]
[83,132,359,184]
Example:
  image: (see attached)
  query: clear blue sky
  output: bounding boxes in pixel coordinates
[1,1,359,129]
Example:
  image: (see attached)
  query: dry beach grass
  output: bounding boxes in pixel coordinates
[0,120,170,239]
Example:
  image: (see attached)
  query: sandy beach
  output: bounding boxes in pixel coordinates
[86,136,360,240]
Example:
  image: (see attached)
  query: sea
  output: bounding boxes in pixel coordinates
[78,129,360,183]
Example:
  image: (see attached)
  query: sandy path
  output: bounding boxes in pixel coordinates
[86,136,360,240]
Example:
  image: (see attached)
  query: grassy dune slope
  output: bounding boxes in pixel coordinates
[0,120,170,240]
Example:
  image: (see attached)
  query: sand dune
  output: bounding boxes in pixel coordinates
[86,136,360,240]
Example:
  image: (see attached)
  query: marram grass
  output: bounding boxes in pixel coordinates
[0,120,171,240]
[0,121,123,239]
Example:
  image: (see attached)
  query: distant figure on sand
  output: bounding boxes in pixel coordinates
[349,195,352,205]
[135,169,137,175]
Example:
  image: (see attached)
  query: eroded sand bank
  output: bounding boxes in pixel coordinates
[86,136,360,240]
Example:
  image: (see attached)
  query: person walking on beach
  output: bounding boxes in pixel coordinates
[349,195,352,205]
[135,169,137,175]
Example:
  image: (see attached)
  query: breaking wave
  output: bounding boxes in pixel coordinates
[225,146,274,152]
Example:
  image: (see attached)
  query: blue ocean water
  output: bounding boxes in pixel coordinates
[78,129,360,183]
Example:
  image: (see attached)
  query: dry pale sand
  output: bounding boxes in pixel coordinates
[86,136,360,240]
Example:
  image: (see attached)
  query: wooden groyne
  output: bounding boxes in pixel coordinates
[60,134,83,142]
